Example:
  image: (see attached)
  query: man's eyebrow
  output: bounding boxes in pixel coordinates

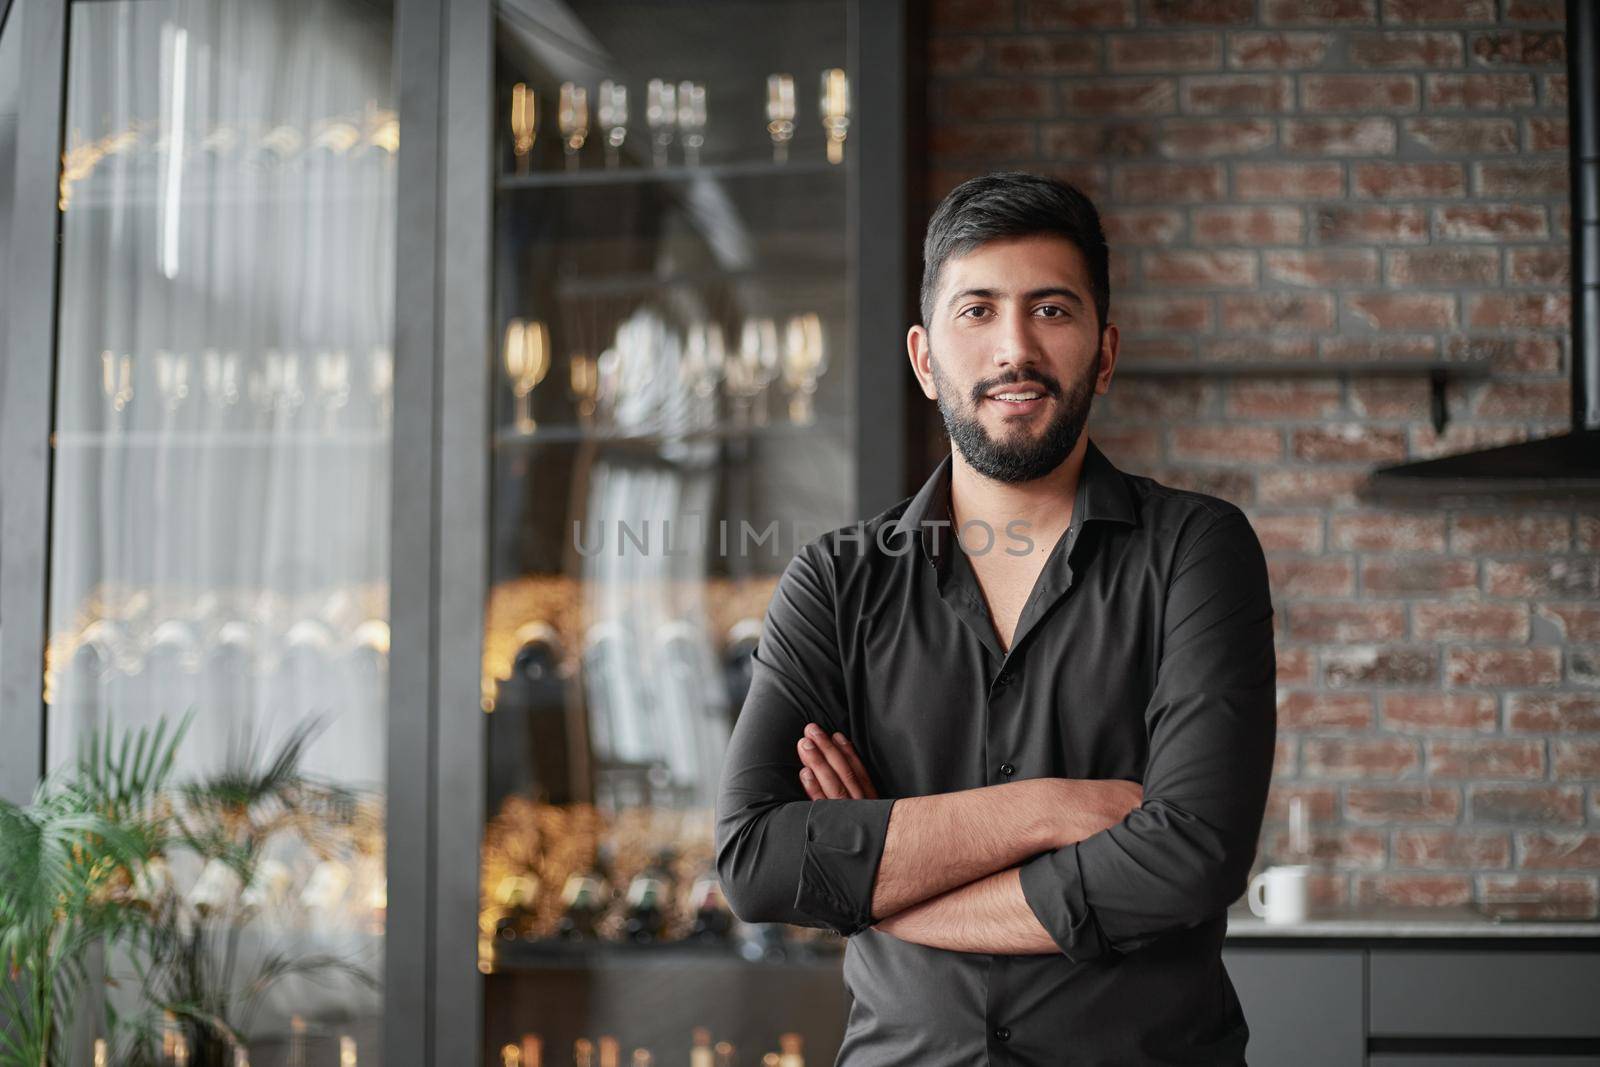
[946,286,1088,311]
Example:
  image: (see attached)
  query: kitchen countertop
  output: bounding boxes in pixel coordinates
[1223,902,1600,938]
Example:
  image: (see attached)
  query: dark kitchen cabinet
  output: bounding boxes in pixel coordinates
[1223,948,1365,1067]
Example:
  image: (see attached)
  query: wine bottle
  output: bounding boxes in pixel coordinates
[557,872,606,940]
[521,1034,543,1067]
[502,1044,523,1067]
[598,1035,620,1067]
[573,1038,594,1067]
[687,876,733,943]
[778,1032,804,1067]
[622,861,670,944]
[713,1040,735,1067]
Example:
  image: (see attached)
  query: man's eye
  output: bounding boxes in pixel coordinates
[1036,305,1068,318]
[960,306,990,320]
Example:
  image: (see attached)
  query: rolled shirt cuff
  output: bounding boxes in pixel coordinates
[1018,843,1110,962]
[794,797,896,937]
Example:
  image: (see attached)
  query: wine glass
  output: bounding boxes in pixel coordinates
[765,74,795,163]
[598,80,627,168]
[819,68,850,165]
[558,82,589,170]
[504,319,551,435]
[510,82,536,175]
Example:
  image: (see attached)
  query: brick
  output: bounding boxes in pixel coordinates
[1113,294,1214,334]
[1466,292,1570,329]
[1194,205,1304,244]
[1169,424,1283,461]
[1157,118,1276,157]
[1446,647,1562,688]
[1552,740,1600,780]
[1385,247,1499,286]
[1199,337,1316,362]
[1142,0,1255,25]
[1102,378,1220,419]
[1426,73,1537,109]
[1265,783,1340,822]
[1344,292,1457,330]
[939,80,1057,121]
[1221,292,1336,331]
[1526,116,1568,151]
[1410,423,1531,460]
[1346,785,1461,821]
[1503,0,1564,17]
[1472,379,1571,418]
[1020,0,1134,28]
[1581,516,1600,552]
[1469,785,1584,825]
[1519,832,1600,870]
[1355,875,1472,907]
[1141,465,1254,501]
[1346,30,1464,67]
[1113,163,1225,202]
[1470,30,1566,66]
[1256,468,1367,507]
[1486,559,1600,599]
[1330,513,1446,552]
[1475,159,1567,197]
[1268,556,1356,596]
[1107,32,1221,72]
[1262,0,1377,24]
[1328,335,1438,362]
[1509,694,1600,733]
[1273,735,1298,777]
[928,40,986,75]
[1281,117,1396,155]
[1381,692,1498,732]
[1427,739,1545,779]
[1292,424,1408,462]
[1315,205,1428,243]
[1041,120,1157,160]
[1445,335,1561,373]
[1435,203,1548,240]
[1353,162,1465,198]
[1250,513,1325,552]
[1235,162,1343,199]
[1394,829,1511,868]
[1102,207,1185,244]
[989,36,1100,74]
[1568,649,1600,688]
[1264,249,1379,286]
[930,124,1037,159]
[1384,0,1495,23]
[1506,247,1570,286]
[1452,514,1570,553]
[1144,249,1259,287]
[1323,646,1438,686]
[1536,605,1600,643]
[1362,558,1477,597]
[1227,31,1334,69]
[1287,604,1406,644]
[1303,74,1420,112]
[1089,426,1164,465]
[1403,116,1518,154]
[1060,78,1176,116]
[1544,73,1567,107]
[1304,737,1420,778]
[1226,379,1342,419]
[1263,826,1386,867]
[1278,646,1316,685]
[1180,74,1294,113]
[1478,875,1599,918]
[1412,602,1530,642]
[1347,375,1433,419]
[933,0,1019,31]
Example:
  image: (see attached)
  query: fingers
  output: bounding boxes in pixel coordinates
[797,724,877,800]
[830,731,879,799]
[799,766,826,800]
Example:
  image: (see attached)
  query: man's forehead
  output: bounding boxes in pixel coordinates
[941,234,1090,291]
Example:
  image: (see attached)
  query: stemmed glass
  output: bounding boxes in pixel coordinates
[820,69,850,165]
[558,82,589,170]
[598,80,627,168]
[677,81,706,166]
[504,318,551,435]
[510,82,536,175]
[646,79,676,168]
[766,74,795,163]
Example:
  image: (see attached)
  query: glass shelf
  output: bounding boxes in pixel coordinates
[497,156,848,189]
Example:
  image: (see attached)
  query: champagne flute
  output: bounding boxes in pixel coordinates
[766,74,795,164]
[646,79,676,167]
[598,80,627,168]
[677,81,706,166]
[510,82,537,175]
[558,82,589,170]
[570,352,598,423]
[820,68,850,165]
[504,319,551,435]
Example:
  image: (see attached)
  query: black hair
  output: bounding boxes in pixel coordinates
[919,171,1110,333]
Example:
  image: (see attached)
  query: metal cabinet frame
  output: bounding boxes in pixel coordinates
[1,1,910,1064]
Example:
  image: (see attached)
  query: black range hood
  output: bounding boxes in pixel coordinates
[1368,0,1600,496]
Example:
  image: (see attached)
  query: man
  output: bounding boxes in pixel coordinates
[714,171,1277,1065]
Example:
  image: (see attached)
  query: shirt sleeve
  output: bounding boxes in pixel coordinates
[1017,509,1277,962]
[713,539,896,937]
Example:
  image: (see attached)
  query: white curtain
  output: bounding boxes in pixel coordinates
[45,0,395,1053]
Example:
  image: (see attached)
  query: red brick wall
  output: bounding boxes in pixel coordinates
[921,0,1600,915]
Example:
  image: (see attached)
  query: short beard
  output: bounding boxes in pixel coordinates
[931,346,1100,484]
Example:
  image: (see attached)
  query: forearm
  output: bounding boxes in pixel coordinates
[870,777,1128,919]
[873,867,1059,955]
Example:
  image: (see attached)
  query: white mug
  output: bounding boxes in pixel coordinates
[1247,864,1310,924]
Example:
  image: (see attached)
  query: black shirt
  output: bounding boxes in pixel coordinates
[714,437,1277,1066]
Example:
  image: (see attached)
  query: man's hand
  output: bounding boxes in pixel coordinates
[796,722,879,799]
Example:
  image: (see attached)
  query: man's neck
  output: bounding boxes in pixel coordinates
[947,435,1087,556]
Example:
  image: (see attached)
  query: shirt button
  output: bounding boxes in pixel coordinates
[995,671,1012,688]
[999,763,1016,777]
[993,1027,1011,1042]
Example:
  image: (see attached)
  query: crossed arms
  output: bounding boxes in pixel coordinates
[712,511,1276,962]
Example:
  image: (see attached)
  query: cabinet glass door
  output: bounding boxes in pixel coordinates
[480,3,857,1065]
[44,1,397,1062]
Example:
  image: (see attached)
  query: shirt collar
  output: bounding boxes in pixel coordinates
[893,436,1138,568]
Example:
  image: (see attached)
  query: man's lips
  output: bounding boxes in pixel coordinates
[983,384,1052,412]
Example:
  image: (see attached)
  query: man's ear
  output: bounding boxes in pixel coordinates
[1094,322,1119,396]
[907,323,938,401]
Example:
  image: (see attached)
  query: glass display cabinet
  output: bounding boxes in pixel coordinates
[0,0,909,1063]
[471,3,910,1065]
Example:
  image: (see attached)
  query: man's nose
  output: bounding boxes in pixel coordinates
[991,307,1039,370]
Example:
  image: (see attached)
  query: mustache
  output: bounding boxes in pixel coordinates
[970,371,1062,405]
